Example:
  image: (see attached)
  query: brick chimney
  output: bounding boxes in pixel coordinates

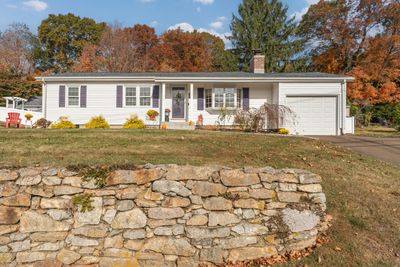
[250,49,265,74]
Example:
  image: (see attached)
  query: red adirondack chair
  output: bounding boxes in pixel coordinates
[5,112,22,128]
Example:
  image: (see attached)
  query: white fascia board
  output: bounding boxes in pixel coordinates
[35,76,156,82]
[36,76,354,83]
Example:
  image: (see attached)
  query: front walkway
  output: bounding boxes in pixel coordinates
[316,135,400,167]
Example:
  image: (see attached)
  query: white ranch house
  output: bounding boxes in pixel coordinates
[2,54,354,135]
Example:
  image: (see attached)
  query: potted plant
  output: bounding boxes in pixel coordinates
[165,109,171,122]
[25,113,33,121]
[146,110,159,121]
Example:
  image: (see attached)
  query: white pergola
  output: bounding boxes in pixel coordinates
[3,97,28,110]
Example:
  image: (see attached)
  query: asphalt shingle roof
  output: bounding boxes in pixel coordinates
[45,72,350,79]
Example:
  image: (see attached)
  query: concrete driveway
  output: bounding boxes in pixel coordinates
[316,135,400,167]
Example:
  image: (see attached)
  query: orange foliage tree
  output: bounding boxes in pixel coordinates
[299,0,399,107]
[74,25,237,73]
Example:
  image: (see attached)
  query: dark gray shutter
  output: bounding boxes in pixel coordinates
[59,85,65,108]
[197,88,204,110]
[80,85,87,108]
[243,88,250,110]
[152,85,160,108]
[116,85,123,108]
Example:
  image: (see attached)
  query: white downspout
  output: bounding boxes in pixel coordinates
[341,80,347,135]
[42,79,47,120]
[160,83,166,128]
[189,83,194,123]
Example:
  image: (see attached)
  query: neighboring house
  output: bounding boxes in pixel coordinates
[24,96,43,112]
[36,54,354,135]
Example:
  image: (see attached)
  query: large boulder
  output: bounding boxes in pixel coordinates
[282,208,320,232]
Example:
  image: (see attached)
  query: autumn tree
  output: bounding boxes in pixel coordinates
[299,0,399,108]
[230,0,303,72]
[0,23,36,74]
[74,24,158,72]
[347,1,400,107]
[33,13,105,72]
[151,29,213,72]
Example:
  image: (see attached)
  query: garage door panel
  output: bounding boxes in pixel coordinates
[285,96,337,135]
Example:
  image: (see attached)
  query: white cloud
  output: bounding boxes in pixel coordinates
[209,16,226,31]
[140,0,155,2]
[193,0,214,5]
[210,21,223,30]
[292,0,319,21]
[168,22,195,32]
[6,4,17,8]
[23,0,48,11]
[168,22,231,47]
[150,20,158,27]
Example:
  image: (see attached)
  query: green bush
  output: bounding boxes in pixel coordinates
[51,117,76,129]
[85,116,110,129]
[123,114,146,129]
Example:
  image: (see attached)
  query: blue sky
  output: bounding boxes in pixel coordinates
[0,0,316,44]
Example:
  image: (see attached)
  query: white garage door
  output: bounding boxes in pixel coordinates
[285,96,337,135]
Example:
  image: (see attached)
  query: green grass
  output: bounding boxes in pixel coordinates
[0,128,400,266]
[356,126,400,137]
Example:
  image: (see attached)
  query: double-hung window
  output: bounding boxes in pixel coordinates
[140,87,151,106]
[68,86,80,107]
[125,87,136,106]
[205,88,242,109]
[124,85,152,107]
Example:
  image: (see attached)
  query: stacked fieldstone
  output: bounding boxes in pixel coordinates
[0,165,328,266]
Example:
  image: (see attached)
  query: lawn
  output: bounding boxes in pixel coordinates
[356,126,400,137]
[0,129,399,266]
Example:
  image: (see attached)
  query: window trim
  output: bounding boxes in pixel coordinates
[123,84,154,108]
[205,88,243,110]
[124,86,137,107]
[67,85,81,108]
[139,86,152,107]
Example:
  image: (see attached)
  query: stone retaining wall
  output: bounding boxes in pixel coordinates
[0,165,328,266]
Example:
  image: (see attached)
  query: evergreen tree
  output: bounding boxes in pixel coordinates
[230,0,303,72]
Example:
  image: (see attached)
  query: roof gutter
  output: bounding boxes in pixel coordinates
[36,76,355,83]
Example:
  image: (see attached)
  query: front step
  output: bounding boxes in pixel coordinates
[165,121,195,130]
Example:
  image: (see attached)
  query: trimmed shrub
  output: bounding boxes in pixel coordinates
[85,116,110,129]
[278,128,289,134]
[51,117,76,129]
[123,114,146,129]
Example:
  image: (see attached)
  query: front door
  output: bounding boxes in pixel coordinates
[172,87,185,119]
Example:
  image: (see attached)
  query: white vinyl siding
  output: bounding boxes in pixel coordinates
[46,82,158,125]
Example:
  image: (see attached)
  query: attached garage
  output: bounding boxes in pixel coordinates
[285,96,338,135]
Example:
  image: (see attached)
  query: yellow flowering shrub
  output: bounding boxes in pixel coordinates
[51,117,76,129]
[123,114,146,129]
[85,116,110,129]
